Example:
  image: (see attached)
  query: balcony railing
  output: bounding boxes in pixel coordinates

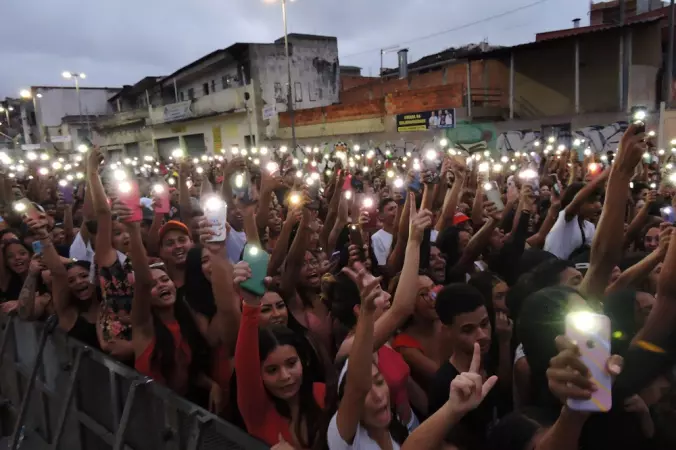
[98,108,150,128]
[149,84,251,125]
[98,128,153,147]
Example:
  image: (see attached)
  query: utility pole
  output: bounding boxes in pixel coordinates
[668,0,675,107]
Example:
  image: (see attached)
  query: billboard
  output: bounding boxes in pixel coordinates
[396,108,456,132]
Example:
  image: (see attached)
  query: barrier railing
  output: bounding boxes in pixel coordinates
[0,315,269,450]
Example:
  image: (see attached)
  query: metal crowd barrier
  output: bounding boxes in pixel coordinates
[0,315,269,450]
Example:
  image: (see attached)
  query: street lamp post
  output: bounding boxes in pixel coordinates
[266,0,297,152]
[62,71,89,139]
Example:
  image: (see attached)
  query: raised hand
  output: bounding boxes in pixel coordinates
[86,147,104,173]
[111,198,133,223]
[408,193,433,243]
[233,261,252,286]
[448,343,498,416]
[341,263,384,313]
[614,123,647,175]
[24,214,50,239]
[546,335,623,404]
[658,223,672,256]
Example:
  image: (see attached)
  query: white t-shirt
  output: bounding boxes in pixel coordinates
[226,228,247,263]
[543,210,595,260]
[371,229,393,266]
[327,413,400,450]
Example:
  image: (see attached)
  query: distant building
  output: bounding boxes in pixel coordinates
[22,86,121,152]
[96,33,340,159]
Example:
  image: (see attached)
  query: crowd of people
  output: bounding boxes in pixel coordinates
[2,122,676,450]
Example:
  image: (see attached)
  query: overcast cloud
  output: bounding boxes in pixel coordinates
[0,0,591,97]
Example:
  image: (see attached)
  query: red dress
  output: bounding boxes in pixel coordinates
[135,321,192,395]
[235,303,325,446]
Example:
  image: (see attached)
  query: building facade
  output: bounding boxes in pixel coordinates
[95,34,339,159]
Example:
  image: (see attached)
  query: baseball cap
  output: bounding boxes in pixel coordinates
[453,212,470,226]
[158,220,190,243]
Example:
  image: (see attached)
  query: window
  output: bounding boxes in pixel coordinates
[187,88,195,100]
[308,83,316,102]
[211,80,216,93]
[274,83,284,103]
[180,91,185,102]
[294,82,303,102]
[203,83,209,96]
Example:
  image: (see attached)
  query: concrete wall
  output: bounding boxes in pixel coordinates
[176,65,241,101]
[34,87,119,128]
[250,37,339,114]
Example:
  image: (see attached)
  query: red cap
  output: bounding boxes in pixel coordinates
[452,212,470,226]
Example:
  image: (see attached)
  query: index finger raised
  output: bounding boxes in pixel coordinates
[469,342,481,373]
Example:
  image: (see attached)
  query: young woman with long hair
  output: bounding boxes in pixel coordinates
[117,202,215,407]
[22,215,101,349]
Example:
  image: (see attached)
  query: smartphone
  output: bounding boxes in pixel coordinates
[351,176,364,193]
[423,151,441,184]
[484,182,505,212]
[230,172,256,205]
[565,311,612,412]
[342,173,353,191]
[203,195,227,242]
[32,241,42,255]
[409,174,423,192]
[117,180,142,222]
[59,184,74,204]
[240,244,270,296]
[349,225,366,262]
[634,120,646,135]
[152,182,171,214]
[660,206,675,223]
[13,198,41,220]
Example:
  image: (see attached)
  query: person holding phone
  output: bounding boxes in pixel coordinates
[22,215,101,350]
[86,148,135,361]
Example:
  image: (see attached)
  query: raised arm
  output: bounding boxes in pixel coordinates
[87,149,117,268]
[435,163,466,231]
[607,227,669,294]
[470,176,485,226]
[196,217,242,353]
[256,169,283,231]
[580,126,645,301]
[267,207,300,276]
[220,157,246,206]
[24,216,75,329]
[331,267,381,444]
[145,197,164,256]
[327,194,349,254]
[280,206,312,300]
[320,171,344,251]
[623,190,655,248]
[337,194,432,359]
[241,195,262,249]
[385,190,411,275]
[178,160,194,224]
[526,198,561,248]
[63,203,75,244]
[563,168,609,222]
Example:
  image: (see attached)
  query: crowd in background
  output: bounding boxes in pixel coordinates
[2,123,676,450]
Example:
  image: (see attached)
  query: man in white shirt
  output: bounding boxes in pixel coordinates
[371,197,398,266]
[226,201,247,263]
[544,178,604,260]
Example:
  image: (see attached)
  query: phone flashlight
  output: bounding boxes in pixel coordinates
[249,246,260,256]
[394,178,404,189]
[568,311,597,333]
[38,168,48,176]
[518,169,537,180]
[196,166,204,174]
[387,170,394,178]
[345,190,353,200]
[650,182,657,189]
[493,164,503,173]
[234,173,245,188]
[203,196,227,242]
[289,192,301,205]
[167,177,176,186]
[588,163,599,173]
[58,179,67,187]
[267,162,279,174]
[172,148,184,159]
[425,149,437,161]
[362,197,374,209]
[483,182,493,191]
[113,169,127,181]
[118,181,132,194]
[478,162,490,173]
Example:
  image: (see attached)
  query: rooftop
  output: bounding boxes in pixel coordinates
[108,76,164,102]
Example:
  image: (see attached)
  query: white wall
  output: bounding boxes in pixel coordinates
[35,87,119,127]
[250,37,340,114]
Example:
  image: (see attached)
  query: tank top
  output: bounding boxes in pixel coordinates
[135,320,192,395]
[68,315,100,350]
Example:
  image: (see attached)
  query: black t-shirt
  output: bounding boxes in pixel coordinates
[428,361,498,450]
[0,275,24,303]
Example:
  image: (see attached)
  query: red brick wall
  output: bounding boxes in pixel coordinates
[341,75,377,91]
[278,58,509,127]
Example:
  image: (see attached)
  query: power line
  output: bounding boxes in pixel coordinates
[341,0,554,60]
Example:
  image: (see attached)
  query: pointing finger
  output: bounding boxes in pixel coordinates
[469,342,481,373]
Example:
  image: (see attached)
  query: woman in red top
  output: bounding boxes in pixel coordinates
[116,203,214,402]
[234,267,326,449]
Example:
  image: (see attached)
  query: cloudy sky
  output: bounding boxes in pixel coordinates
[0,0,592,97]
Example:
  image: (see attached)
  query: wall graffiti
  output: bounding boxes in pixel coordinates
[495,121,628,154]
